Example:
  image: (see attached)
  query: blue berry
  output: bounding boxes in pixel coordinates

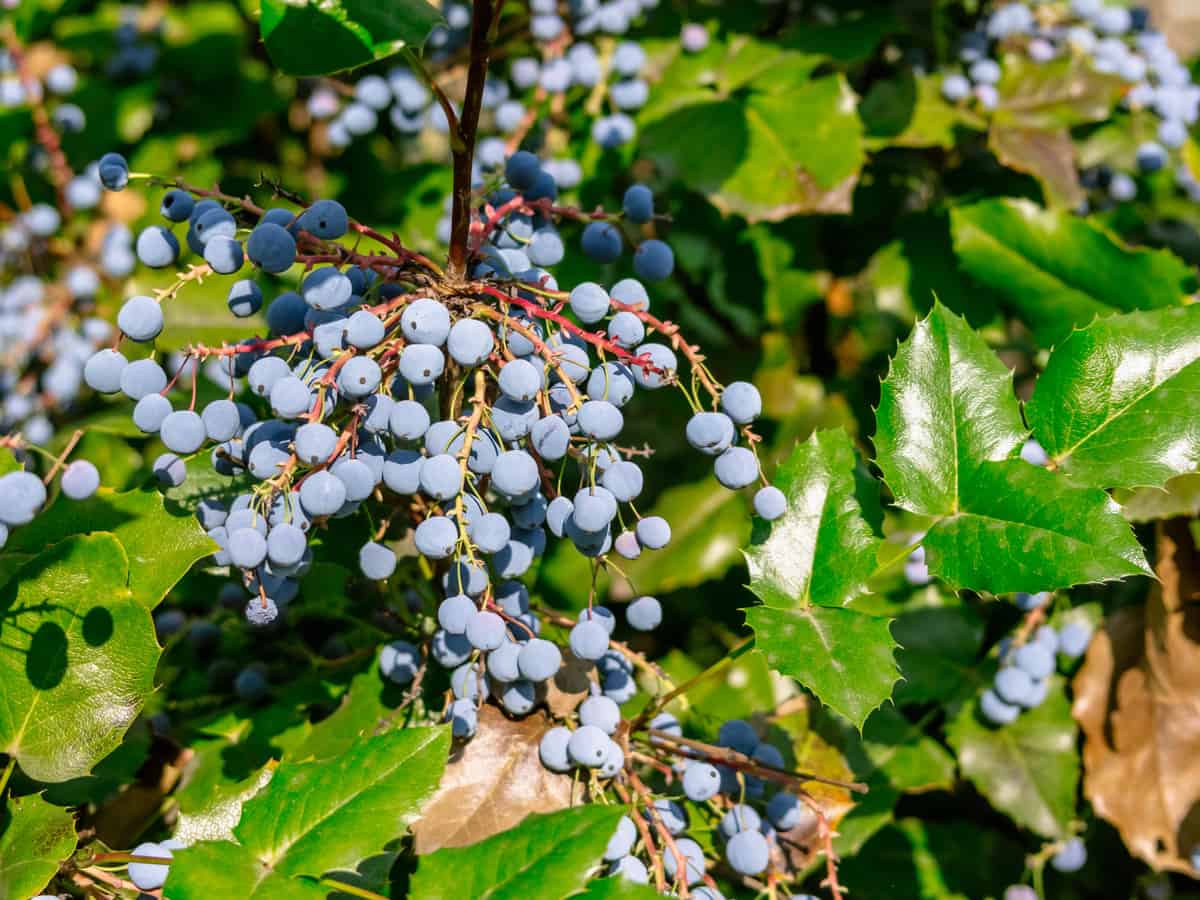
[581,221,623,263]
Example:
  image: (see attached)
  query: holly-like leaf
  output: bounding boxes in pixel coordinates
[0,484,213,608]
[747,605,899,729]
[1074,519,1200,874]
[1027,306,1200,491]
[946,677,1078,839]
[748,430,881,608]
[745,431,896,728]
[412,706,583,854]
[874,302,1026,518]
[164,842,328,900]
[259,0,442,76]
[169,727,447,895]
[0,793,78,899]
[0,534,159,782]
[244,726,448,877]
[951,198,1197,342]
[410,805,627,900]
[922,459,1153,593]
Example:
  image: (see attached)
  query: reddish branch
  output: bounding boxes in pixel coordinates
[3,27,74,211]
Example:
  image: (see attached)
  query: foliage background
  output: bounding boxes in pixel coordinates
[2,1,1200,899]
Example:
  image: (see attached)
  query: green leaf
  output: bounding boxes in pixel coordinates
[857,706,956,793]
[575,878,663,900]
[0,534,159,782]
[747,430,881,608]
[993,53,1125,131]
[237,726,449,877]
[288,667,413,763]
[170,728,448,896]
[746,605,899,729]
[641,45,862,222]
[951,198,1197,343]
[922,458,1153,593]
[840,818,1025,899]
[862,73,985,150]
[1,484,214,608]
[259,0,442,76]
[874,302,1027,517]
[946,677,1079,839]
[410,805,627,900]
[0,793,78,899]
[744,431,897,728]
[1027,306,1200,490]
[165,842,328,900]
[890,595,986,706]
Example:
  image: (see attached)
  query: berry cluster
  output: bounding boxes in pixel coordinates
[303,0,652,154]
[84,152,782,654]
[586,717,830,892]
[0,452,100,550]
[0,161,144,447]
[940,1,1200,207]
[979,592,1093,726]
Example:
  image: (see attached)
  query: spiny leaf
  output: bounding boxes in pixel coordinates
[1,483,214,608]
[0,534,159,782]
[410,804,627,900]
[922,458,1153,593]
[0,793,78,899]
[874,302,1026,517]
[747,429,881,608]
[1027,305,1200,491]
[235,726,450,877]
[747,604,900,729]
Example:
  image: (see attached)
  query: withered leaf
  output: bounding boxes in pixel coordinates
[770,696,859,873]
[1074,517,1200,874]
[989,125,1084,210]
[411,704,583,854]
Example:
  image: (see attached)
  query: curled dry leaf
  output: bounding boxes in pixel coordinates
[1074,518,1200,875]
[411,704,584,854]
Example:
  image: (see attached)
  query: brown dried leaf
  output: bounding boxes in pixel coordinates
[411,705,584,854]
[1074,518,1200,875]
[989,125,1085,210]
[770,696,858,873]
[545,653,594,718]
